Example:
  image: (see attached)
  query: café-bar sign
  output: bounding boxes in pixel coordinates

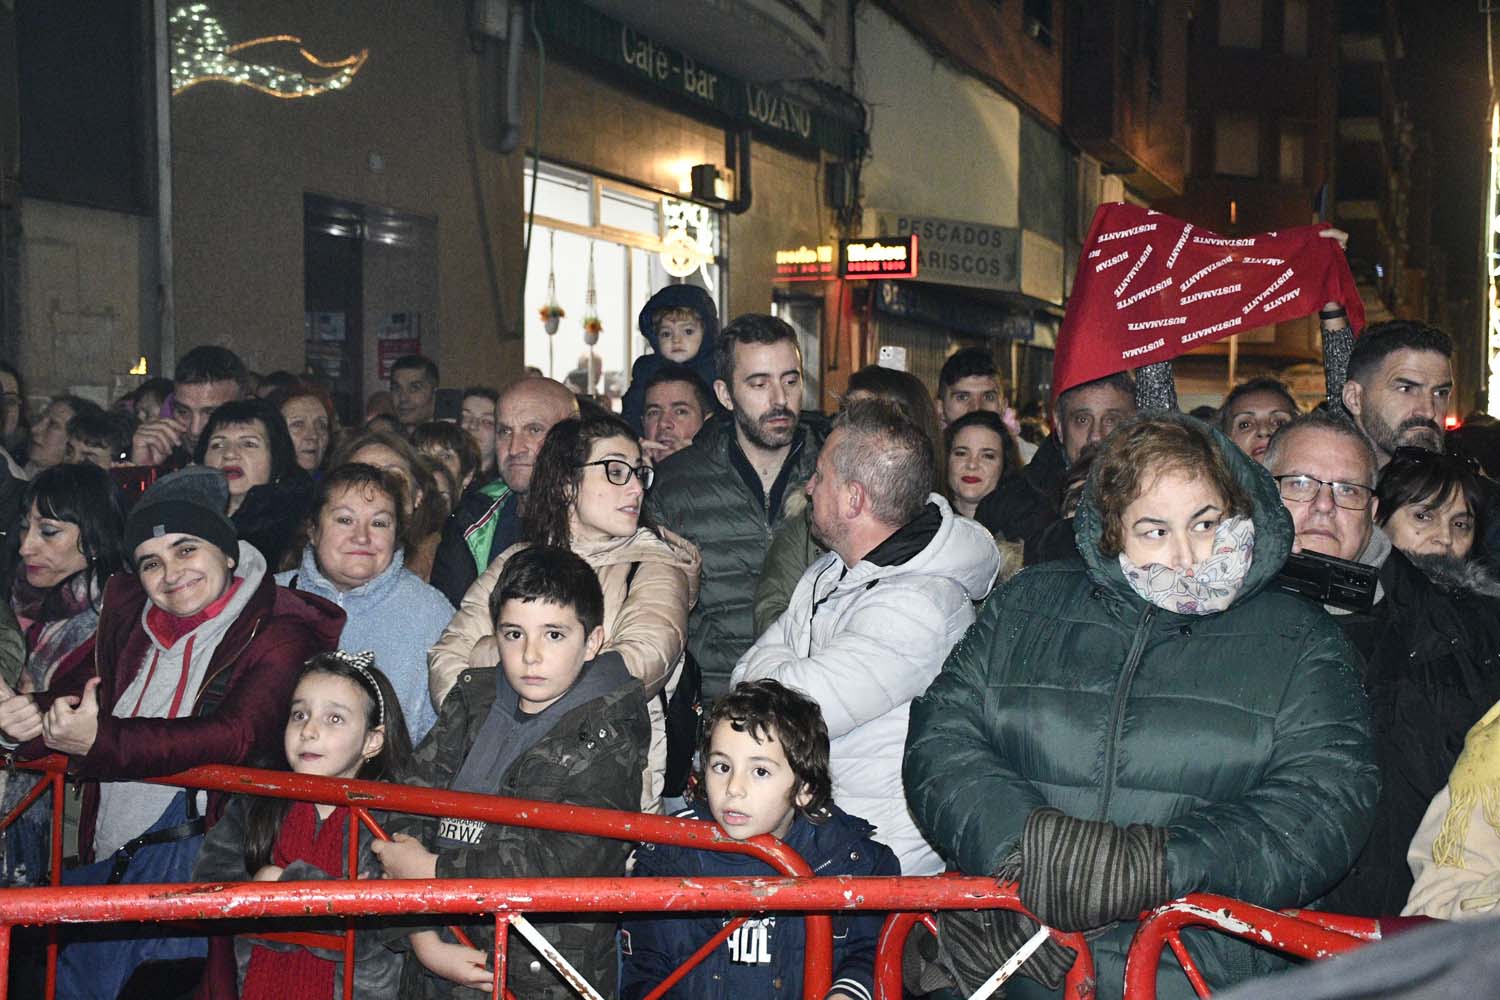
[775,244,835,281]
[840,235,920,280]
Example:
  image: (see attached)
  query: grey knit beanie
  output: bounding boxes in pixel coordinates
[123,465,238,566]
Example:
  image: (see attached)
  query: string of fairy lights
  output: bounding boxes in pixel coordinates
[169,3,368,99]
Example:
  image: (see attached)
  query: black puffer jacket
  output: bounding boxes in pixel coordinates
[975,433,1068,553]
[645,416,821,694]
[1320,544,1500,917]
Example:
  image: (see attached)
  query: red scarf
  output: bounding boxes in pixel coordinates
[241,802,349,1000]
[1052,203,1365,399]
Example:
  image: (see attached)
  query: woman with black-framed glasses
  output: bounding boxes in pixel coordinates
[1375,447,1486,564]
[429,412,701,812]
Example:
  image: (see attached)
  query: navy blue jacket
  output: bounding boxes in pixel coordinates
[620,802,899,1000]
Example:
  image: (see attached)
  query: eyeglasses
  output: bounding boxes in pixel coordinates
[1273,474,1374,510]
[1390,446,1482,475]
[578,459,654,490]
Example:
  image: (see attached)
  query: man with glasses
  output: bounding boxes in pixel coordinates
[1265,410,1500,917]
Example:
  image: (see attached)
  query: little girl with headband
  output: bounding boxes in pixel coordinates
[194,650,414,999]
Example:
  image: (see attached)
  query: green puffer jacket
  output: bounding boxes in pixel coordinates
[904,415,1380,1000]
[645,416,820,693]
[388,666,650,999]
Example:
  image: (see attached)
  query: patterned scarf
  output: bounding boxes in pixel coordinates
[1118,515,1256,616]
[10,571,100,691]
[241,802,348,1000]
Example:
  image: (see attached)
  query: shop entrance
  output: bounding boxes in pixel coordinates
[522,162,723,406]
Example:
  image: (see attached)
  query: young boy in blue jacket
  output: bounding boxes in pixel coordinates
[619,679,899,1000]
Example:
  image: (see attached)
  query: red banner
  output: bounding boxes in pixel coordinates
[1052,203,1364,398]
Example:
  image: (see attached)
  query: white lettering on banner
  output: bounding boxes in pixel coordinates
[1088,249,1102,258]
[1122,338,1166,359]
[1242,268,1295,314]
[1116,278,1173,309]
[1097,223,1159,242]
[1179,256,1231,291]
[1239,257,1286,265]
[1166,225,1193,269]
[1181,316,1243,344]
[1127,317,1188,330]
[847,242,909,262]
[1262,288,1301,312]
[1095,250,1130,272]
[1180,283,1243,305]
[1113,245,1153,297]
[1193,237,1257,246]
[621,28,672,82]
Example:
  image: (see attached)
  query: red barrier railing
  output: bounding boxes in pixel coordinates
[872,885,1099,1000]
[0,758,65,998]
[0,757,828,1000]
[1122,894,1379,999]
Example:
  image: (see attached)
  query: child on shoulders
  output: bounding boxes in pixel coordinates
[620,679,899,1000]
[373,546,650,999]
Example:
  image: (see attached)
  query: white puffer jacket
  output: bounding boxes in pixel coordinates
[732,494,1000,875]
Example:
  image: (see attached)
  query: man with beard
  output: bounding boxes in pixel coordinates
[1337,317,1500,570]
[646,314,821,695]
[1265,411,1500,916]
[732,399,999,874]
[428,377,578,606]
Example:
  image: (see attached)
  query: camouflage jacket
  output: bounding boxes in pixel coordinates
[388,666,649,999]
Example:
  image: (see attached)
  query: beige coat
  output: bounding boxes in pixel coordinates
[1404,784,1500,919]
[428,527,702,811]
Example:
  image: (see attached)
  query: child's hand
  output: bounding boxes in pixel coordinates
[371,832,438,879]
[411,931,493,992]
[252,865,285,882]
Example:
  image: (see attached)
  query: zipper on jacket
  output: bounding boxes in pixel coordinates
[192,617,263,717]
[1097,605,1156,821]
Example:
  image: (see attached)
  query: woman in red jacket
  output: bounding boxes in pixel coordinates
[0,465,344,999]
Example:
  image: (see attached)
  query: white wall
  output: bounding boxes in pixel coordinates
[855,3,1020,228]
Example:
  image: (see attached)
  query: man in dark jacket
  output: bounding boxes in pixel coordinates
[646,314,820,696]
[428,377,578,606]
[129,345,249,469]
[1266,410,1500,916]
[976,371,1136,557]
[1338,317,1500,572]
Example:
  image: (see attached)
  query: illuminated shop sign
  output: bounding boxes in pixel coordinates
[774,244,835,281]
[839,235,919,280]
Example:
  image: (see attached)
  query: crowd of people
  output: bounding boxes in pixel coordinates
[1,279,1499,1000]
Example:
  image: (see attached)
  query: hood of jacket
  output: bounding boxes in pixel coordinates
[571,525,703,610]
[1073,412,1294,610]
[281,543,414,609]
[637,283,719,358]
[1407,551,1500,599]
[822,494,1000,603]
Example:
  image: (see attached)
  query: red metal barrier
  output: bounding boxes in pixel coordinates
[872,887,1098,1000]
[0,758,65,999]
[1122,894,1375,999]
[4,756,834,1000]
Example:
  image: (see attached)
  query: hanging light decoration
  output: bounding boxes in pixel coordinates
[170,3,368,99]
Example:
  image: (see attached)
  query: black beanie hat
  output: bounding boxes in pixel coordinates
[123,466,238,566]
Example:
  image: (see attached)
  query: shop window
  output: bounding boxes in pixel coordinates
[1279,126,1306,185]
[1283,0,1309,57]
[522,162,723,398]
[1217,0,1263,50]
[1213,115,1260,178]
[772,295,822,409]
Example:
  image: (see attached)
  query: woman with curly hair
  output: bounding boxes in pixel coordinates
[428,412,700,810]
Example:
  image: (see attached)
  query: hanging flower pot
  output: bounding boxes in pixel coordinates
[582,316,603,346]
[539,304,564,335]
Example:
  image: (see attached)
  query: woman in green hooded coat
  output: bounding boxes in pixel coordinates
[904,413,1380,1000]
